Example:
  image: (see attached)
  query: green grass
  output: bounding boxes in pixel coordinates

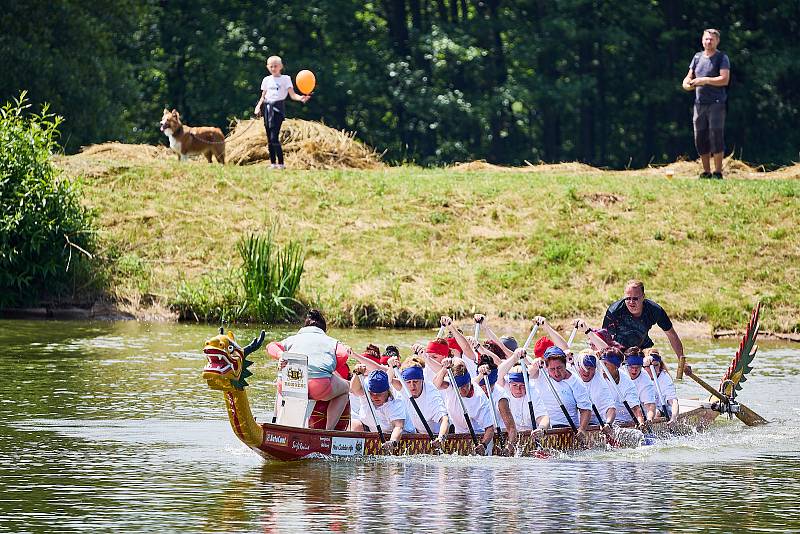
[69,159,800,332]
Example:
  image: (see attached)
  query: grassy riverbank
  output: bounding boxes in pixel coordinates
[65,157,799,333]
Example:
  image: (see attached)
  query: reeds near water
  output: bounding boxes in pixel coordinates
[237,230,305,323]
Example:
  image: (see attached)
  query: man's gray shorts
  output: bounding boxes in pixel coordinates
[693,102,726,155]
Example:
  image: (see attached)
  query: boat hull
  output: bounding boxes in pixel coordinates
[249,399,719,461]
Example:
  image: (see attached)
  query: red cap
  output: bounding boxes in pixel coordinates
[533,336,555,358]
[427,340,450,358]
[447,337,462,355]
[379,355,391,365]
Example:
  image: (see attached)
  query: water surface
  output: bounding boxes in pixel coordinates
[1,320,798,533]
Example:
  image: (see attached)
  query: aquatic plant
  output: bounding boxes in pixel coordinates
[237,229,305,323]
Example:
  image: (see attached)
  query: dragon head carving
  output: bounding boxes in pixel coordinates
[203,328,266,391]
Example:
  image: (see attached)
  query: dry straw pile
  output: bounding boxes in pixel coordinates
[225,118,383,169]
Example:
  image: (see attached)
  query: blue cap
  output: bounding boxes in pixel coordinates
[626,354,644,367]
[453,371,471,388]
[507,372,525,383]
[401,366,424,381]
[479,368,498,386]
[602,351,623,368]
[500,336,518,351]
[543,346,566,360]
[582,354,597,368]
[367,370,390,393]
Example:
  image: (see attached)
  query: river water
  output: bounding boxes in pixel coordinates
[1,319,798,533]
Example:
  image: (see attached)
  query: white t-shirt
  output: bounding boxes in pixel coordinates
[605,370,641,423]
[506,389,547,431]
[628,368,657,406]
[356,394,415,433]
[654,370,678,416]
[393,381,448,434]
[261,74,293,102]
[441,385,494,434]
[475,383,511,430]
[533,372,592,428]
[579,372,617,426]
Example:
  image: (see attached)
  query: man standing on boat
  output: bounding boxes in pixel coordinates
[602,280,686,377]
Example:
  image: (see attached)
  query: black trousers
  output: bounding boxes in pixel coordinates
[262,101,285,164]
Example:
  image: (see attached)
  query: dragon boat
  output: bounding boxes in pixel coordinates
[202,304,766,462]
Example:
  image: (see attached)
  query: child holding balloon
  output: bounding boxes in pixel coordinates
[253,56,313,169]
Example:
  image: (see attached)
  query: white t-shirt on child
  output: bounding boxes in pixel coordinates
[261,74,293,102]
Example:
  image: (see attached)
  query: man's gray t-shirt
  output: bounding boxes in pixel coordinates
[689,51,730,104]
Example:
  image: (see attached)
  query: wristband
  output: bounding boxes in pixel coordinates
[584,328,591,335]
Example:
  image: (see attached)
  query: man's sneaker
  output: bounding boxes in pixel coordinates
[277,164,286,170]
[270,163,277,169]
[711,171,723,179]
[699,171,712,179]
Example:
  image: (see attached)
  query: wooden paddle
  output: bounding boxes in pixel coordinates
[519,323,540,425]
[684,366,768,426]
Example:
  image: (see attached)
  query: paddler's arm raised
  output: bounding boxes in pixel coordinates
[534,316,569,351]
[575,319,608,350]
[350,364,368,396]
[442,316,478,364]
[433,358,453,390]
[476,314,513,358]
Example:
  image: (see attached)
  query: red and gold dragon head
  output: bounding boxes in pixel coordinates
[203,328,265,391]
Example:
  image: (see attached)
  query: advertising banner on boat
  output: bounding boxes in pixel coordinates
[281,352,309,396]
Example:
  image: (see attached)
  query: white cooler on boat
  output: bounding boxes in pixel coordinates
[273,352,316,427]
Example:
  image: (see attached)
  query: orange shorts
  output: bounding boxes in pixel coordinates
[308,377,334,400]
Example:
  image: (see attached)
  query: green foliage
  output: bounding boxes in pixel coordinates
[2,2,799,166]
[0,93,96,306]
[237,230,305,324]
[174,271,243,324]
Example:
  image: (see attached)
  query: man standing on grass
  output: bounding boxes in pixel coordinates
[602,280,686,378]
[682,28,730,179]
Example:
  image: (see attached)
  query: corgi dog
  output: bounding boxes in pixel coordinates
[159,108,225,163]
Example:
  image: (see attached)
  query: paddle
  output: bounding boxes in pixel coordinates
[358,374,387,445]
[647,364,670,419]
[596,356,642,426]
[519,323,540,427]
[565,328,612,434]
[473,316,502,441]
[392,365,436,441]
[538,357,578,433]
[447,367,480,449]
[684,366,768,426]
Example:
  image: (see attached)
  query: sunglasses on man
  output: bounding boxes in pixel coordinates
[624,296,643,303]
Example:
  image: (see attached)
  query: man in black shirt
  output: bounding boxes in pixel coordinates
[603,280,686,378]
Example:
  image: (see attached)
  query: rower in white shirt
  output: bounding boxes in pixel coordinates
[623,347,658,422]
[386,357,450,448]
[573,349,617,429]
[473,361,518,454]
[528,346,593,444]
[350,367,415,453]
[597,347,648,428]
[644,348,680,426]
[433,357,495,455]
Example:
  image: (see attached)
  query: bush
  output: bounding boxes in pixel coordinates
[0,93,97,306]
[238,229,305,323]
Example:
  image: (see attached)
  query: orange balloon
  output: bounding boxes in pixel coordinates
[296,70,316,94]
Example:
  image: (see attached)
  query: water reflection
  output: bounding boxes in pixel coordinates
[1,319,799,533]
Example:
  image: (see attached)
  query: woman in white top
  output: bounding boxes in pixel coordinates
[253,55,310,169]
[644,348,679,425]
